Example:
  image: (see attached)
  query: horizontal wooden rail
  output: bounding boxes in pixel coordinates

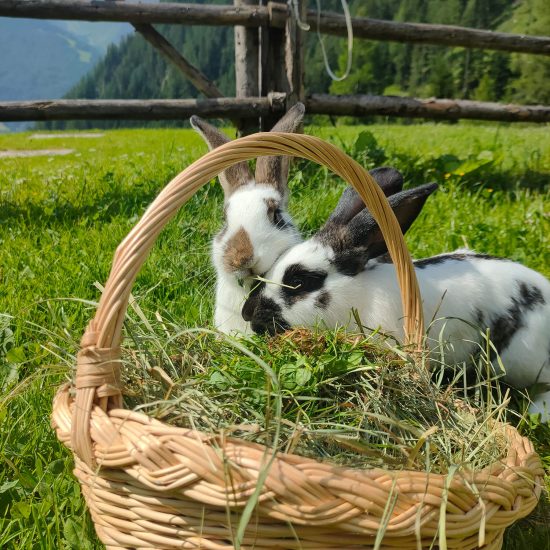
[1,95,549,123]
[311,11,550,56]
[0,96,286,121]
[0,0,273,26]
[0,0,549,56]
[307,94,550,123]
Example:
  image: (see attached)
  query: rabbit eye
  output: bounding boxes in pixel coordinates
[282,264,327,301]
[272,208,283,226]
[290,277,303,289]
[268,205,283,226]
[297,275,322,292]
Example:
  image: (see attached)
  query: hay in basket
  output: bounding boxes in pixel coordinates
[52,132,544,549]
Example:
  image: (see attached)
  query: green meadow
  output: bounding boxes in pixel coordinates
[0,123,548,548]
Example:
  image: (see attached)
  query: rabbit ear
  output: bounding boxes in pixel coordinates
[255,102,305,201]
[370,166,404,197]
[350,182,439,263]
[325,167,404,226]
[319,183,438,276]
[190,116,253,197]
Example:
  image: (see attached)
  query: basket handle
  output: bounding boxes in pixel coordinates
[71,132,425,465]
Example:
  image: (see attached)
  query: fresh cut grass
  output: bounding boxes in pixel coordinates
[0,122,549,548]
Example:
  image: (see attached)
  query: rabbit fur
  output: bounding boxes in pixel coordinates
[242,179,550,419]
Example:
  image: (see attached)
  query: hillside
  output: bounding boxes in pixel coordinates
[0,18,101,102]
[328,0,549,105]
[49,20,131,53]
[46,21,235,130]
[0,18,114,130]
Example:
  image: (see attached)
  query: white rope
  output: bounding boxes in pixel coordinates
[287,0,353,82]
[288,0,310,31]
[315,0,353,82]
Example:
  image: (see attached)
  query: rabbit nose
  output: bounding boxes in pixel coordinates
[242,294,290,335]
[252,317,290,336]
[242,280,266,321]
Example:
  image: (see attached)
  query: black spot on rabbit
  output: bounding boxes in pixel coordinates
[475,308,485,328]
[414,252,502,269]
[264,198,293,230]
[281,264,327,306]
[315,291,331,310]
[490,281,545,354]
[518,281,545,308]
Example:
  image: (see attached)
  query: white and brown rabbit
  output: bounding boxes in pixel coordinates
[242,182,550,418]
[190,103,305,333]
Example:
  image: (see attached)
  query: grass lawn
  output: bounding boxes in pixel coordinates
[0,122,549,548]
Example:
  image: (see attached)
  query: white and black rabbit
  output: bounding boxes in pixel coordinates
[190,104,305,333]
[242,181,550,418]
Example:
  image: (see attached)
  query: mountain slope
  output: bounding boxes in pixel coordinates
[49,22,235,129]
[330,0,516,100]
[0,18,101,101]
[0,17,109,131]
[49,20,132,53]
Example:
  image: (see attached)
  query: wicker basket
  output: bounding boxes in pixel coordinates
[52,133,543,549]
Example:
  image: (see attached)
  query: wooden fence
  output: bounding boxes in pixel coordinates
[1,0,549,129]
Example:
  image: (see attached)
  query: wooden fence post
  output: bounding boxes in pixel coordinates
[284,0,305,109]
[260,1,304,129]
[234,0,260,135]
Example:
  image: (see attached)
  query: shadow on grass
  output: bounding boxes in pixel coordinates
[0,183,221,228]
[300,130,550,193]
[402,163,550,192]
[504,496,550,549]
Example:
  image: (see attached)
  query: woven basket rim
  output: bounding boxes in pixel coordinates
[53,380,542,480]
[52,132,544,549]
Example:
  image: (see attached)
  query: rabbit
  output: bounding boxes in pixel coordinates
[190,103,306,333]
[241,182,550,419]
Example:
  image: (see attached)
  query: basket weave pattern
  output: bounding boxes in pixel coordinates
[52,133,543,549]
